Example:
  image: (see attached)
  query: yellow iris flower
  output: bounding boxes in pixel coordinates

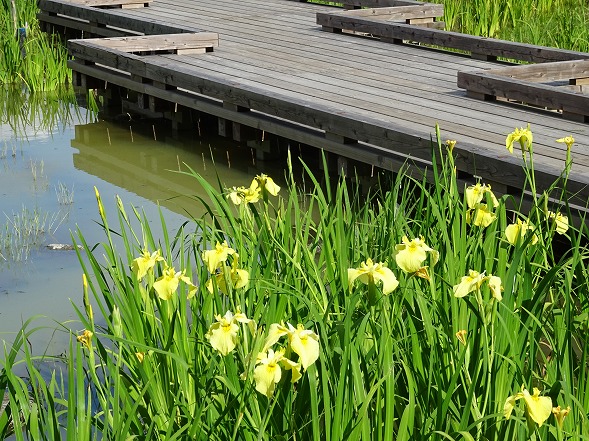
[506,124,533,154]
[552,405,571,428]
[465,183,499,209]
[253,349,285,398]
[253,173,281,196]
[504,386,552,427]
[453,270,503,300]
[505,218,538,246]
[348,258,399,295]
[556,135,575,151]
[466,203,496,228]
[453,270,486,298]
[487,275,503,301]
[227,184,261,205]
[547,211,569,235]
[132,248,164,280]
[77,329,93,349]
[263,322,320,370]
[206,262,249,294]
[253,348,302,398]
[153,265,197,300]
[394,236,438,274]
[206,310,253,356]
[202,241,236,273]
[455,330,467,346]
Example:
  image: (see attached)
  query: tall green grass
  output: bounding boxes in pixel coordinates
[438,0,589,51]
[312,0,589,52]
[1,125,588,439]
[0,0,71,91]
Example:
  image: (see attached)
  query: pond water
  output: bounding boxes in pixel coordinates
[0,90,286,354]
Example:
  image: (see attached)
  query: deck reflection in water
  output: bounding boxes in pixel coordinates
[71,119,285,219]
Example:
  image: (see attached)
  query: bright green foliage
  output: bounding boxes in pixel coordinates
[435,0,589,52]
[0,0,70,91]
[1,126,589,440]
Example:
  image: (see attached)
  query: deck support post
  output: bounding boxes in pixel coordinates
[570,77,589,85]
[100,84,124,112]
[325,132,358,146]
[321,26,342,33]
[471,53,497,61]
[130,74,154,110]
[406,17,433,25]
[149,81,176,113]
[466,90,496,101]
[562,110,588,123]
[381,36,403,44]
[219,102,251,142]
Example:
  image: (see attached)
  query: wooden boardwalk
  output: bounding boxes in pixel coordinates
[41,0,589,211]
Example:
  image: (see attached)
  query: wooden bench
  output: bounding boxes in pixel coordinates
[458,59,589,122]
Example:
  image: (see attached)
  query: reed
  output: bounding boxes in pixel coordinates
[55,182,75,206]
[0,206,63,263]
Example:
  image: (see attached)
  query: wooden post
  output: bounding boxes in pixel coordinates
[466,90,496,101]
[471,53,497,61]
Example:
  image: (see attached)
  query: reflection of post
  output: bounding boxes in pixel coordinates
[17,27,26,58]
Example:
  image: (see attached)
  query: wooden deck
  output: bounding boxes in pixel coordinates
[40,0,589,212]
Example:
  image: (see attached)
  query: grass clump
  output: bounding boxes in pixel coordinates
[1,125,588,439]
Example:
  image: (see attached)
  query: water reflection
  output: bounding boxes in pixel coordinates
[0,89,287,352]
[71,120,266,219]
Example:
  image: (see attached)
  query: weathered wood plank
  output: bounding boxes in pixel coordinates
[336,0,431,7]
[213,43,585,141]
[37,11,132,37]
[65,0,151,7]
[122,1,492,75]
[117,1,589,147]
[316,13,589,63]
[323,4,444,19]
[175,50,581,161]
[86,32,218,52]
[486,59,589,82]
[457,70,589,117]
[122,0,589,144]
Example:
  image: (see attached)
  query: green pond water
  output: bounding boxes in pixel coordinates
[0,90,286,353]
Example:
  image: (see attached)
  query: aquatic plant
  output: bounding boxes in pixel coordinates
[1,125,588,439]
[0,206,65,263]
[55,182,74,205]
